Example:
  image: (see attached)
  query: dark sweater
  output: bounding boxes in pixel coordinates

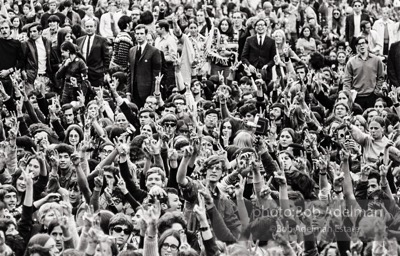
[0,38,24,71]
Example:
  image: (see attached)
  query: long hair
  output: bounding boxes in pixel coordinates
[158,229,180,255]
[24,234,52,256]
[218,18,234,39]
[289,107,307,130]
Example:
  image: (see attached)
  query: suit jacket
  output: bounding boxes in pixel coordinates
[345,13,370,43]
[128,44,162,103]
[241,34,276,75]
[387,41,400,87]
[23,37,53,85]
[373,18,395,55]
[237,28,250,60]
[77,34,110,83]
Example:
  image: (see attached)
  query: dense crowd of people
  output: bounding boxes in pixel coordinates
[1,0,400,255]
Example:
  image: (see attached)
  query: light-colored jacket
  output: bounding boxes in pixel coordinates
[373,18,395,55]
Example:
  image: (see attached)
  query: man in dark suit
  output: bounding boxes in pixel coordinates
[22,23,55,93]
[345,0,370,49]
[387,41,400,87]
[77,18,110,87]
[128,24,162,108]
[241,18,276,83]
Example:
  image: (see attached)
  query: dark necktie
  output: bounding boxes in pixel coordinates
[137,46,142,59]
[259,35,263,46]
[86,35,91,60]
[110,13,118,37]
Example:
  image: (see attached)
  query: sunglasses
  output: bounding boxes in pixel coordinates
[113,227,130,235]
[164,122,176,127]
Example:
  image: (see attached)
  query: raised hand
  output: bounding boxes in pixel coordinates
[260,176,273,199]
[116,175,128,194]
[340,148,350,161]
[109,76,119,91]
[198,182,214,210]
[141,200,161,225]
[193,193,208,223]
[48,149,60,169]
[70,152,82,167]
[94,168,104,190]
[234,174,246,199]
[218,70,224,84]
[182,146,194,159]
[273,171,286,186]
[148,185,167,198]
[113,135,131,159]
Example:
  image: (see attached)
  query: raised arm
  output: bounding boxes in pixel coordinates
[341,149,362,225]
[176,146,193,186]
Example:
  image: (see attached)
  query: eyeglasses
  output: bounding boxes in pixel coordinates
[333,12,340,15]
[161,243,179,251]
[164,122,176,127]
[256,23,266,27]
[357,41,367,45]
[113,227,130,235]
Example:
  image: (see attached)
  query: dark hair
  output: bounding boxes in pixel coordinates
[64,124,84,145]
[61,103,74,112]
[0,185,17,201]
[25,234,53,256]
[60,41,77,54]
[26,245,52,256]
[10,16,23,32]
[157,212,187,235]
[57,28,76,54]
[27,23,43,37]
[118,15,132,30]
[139,10,154,25]
[157,19,169,31]
[360,20,371,30]
[47,218,62,235]
[368,170,381,184]
[109,213,133,233]
[139,108,155,119]
[94,210,115,235]
[218,18,233,38]
[145,167,166,182]
[254,18,266,28]
[242,217,277,247]
[354,36,368,46]
[300,25,311,39]
[286,170,316,199]
[55,143,74,156]
[158,229,181,254]
[48,14,61,23]
[64,0,72,7]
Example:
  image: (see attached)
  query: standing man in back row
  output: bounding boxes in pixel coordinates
[128,24,162,108]
[77,18,110,88]
[343,36,384,110]
[241,18,276,84]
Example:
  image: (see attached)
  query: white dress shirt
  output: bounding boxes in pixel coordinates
[354,13,362,38]
[82,34,94,59]
[35,37,47,74]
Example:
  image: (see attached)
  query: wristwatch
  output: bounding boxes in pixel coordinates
[199,226,209,232]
